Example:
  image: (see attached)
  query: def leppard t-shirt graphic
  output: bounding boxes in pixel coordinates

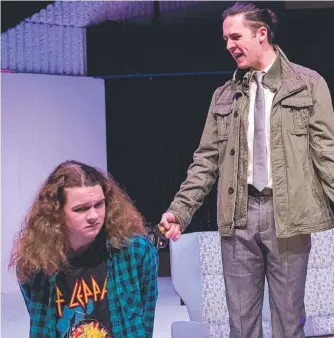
[56,275,111,338]
[55,276,107,318]
[55,236,112,338]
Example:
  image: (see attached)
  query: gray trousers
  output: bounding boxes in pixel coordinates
[221,196,311,338]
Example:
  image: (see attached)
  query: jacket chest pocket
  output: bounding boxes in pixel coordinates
[281,96,313,135]
[214,104,233,141]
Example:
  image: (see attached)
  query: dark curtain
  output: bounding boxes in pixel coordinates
[105,74,231,244]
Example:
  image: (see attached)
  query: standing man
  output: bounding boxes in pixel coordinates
[159,2,334,337]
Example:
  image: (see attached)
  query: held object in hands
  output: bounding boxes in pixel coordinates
[147,223,168,250]
[157,223,167,236]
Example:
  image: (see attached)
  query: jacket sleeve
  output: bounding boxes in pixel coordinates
[139,238,159,338]
[309,75,334,210]
[167,87,222,231]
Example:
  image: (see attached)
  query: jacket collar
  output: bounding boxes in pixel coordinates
[231,45,306,98]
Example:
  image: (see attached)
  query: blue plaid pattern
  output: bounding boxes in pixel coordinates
[19,235,159,338]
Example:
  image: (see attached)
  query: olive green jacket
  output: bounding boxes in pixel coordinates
[168,46,334,238]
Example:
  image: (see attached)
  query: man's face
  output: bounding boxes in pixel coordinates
[63,185,106,245]
[223,14,263,70]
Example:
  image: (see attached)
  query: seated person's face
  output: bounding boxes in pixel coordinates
[63,185,106,244]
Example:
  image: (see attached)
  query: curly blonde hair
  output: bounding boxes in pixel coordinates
[9,160,147,282]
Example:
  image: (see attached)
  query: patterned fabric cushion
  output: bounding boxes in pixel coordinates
[305,268,334,317]
[209,322,230,338]
[304,229,334,336]
[308,230,334,269]
[199,232,231,337]
[262,321,273,338]
[199,232,223,275]
[312,316,334,336]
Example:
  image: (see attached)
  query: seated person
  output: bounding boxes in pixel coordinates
[9,160,158,338]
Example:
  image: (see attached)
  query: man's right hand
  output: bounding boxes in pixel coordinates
[159,212,182,242]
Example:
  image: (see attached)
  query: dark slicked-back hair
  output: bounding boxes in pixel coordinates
[222,2,278,44]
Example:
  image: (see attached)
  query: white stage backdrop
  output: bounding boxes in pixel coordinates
[1,73,107,295]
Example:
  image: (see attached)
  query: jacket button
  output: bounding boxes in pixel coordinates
[234,112,238,118]
[228,187,234,194]
[230,149,235,155]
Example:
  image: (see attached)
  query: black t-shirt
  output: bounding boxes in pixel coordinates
[55,234,112,338]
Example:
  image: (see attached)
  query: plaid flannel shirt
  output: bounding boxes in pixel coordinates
[19,235,159,338]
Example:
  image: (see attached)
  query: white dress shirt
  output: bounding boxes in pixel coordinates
[247,60,276,189]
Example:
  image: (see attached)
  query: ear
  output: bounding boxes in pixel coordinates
[257,26,268,43]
